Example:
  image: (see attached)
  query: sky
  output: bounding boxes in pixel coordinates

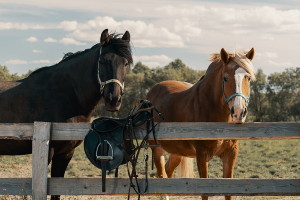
[0,0,299,75]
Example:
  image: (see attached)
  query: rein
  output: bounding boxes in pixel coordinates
[97,46,125,95]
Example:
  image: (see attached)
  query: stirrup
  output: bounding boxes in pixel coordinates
[96,140,114,161]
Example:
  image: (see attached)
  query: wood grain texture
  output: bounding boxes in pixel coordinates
[0,123,33,140]
[1,178,299,196]
[32,122,51,200]
[1,122,299,140]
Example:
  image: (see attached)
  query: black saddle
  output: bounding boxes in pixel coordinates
[84,100,162,195]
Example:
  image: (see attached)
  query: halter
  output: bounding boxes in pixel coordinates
[97,46,125,95]
[222,80,250,105]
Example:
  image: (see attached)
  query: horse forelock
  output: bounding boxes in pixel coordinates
[102,33,133,64]
[209,50,256,81]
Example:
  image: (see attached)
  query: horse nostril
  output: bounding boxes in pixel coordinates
[243,107,248,117]
[230,107,234,116]
[108,93,113,101]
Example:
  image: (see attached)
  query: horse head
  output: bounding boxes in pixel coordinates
[98,29,132,111]
[220,48,255,123]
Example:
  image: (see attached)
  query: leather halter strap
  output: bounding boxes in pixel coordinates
[222,80,250,105]
[224,92,249,104]
[97,46,125,94]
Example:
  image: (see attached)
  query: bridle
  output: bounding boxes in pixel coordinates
[97,45,125,95]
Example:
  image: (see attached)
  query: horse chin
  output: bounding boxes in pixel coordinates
[232,118,246,124]
[105,102,122,112]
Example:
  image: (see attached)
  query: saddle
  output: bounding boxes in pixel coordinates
[84,100,162,195]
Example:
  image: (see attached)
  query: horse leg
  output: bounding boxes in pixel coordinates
[151,146,170,200]
[221,144,238,200]
[152,146,168,178]
[50,143,79,200]
[165,154,183,178]
[196,152,209,200]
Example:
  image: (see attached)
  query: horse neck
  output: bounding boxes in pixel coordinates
[61,46,101,116]
[190,62,231,122]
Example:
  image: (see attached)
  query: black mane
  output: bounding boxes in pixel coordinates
[101,33,133,64]
[25,33,132,79]
[59,43,100,64]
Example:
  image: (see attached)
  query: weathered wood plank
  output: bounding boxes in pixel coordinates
[48,178,300,196]
[0,178,32,195]
[51,122,300,140]
[51,122,90,140]
[1,178,299,196]
[0,122,299,140]
[0,123,33,140]
[32,122,51,200]
[138,122,300,140]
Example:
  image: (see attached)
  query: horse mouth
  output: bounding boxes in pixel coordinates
[232,118,246,124]
[105,100,122,112]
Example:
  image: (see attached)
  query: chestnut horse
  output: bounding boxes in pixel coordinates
[147,48,255,200]
[0,29,132,200]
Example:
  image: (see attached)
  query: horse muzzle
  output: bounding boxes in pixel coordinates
[230,106,248,124]
[104,93,122,112]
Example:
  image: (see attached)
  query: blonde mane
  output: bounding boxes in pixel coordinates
[210,50,256,81]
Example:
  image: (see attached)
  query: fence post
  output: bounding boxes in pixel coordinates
[32,122,51,200]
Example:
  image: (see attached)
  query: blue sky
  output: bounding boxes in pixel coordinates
[0,0,299,75]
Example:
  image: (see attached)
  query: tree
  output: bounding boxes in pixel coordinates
[0,65,21,81]
[132,61,150,74]
[266,68,300,121]
[248,69,267,121]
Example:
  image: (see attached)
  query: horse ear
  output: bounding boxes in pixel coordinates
[100,29,110,44]
[122,31,130,41]
[246,48,255,60]
[220,48,230,64]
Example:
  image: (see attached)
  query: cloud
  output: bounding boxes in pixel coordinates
[267,60,293,67]
[32,49,42,53]
[26,36,38,42]
[1,1,300,75]
[256,51,278,59]
[5,59,51,65]
[44,37,86,46]
[31,60,51,64]
[64,16,185,48]
[5,59,28,65]
[44,37,57,42]
[0,21,48,30]
[59,20,78,31]
[133,54,173,68]
[59,37,86,46]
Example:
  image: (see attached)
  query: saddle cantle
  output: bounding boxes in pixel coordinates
[84,100,162,194]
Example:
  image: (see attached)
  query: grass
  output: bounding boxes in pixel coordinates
[0,140,299,200]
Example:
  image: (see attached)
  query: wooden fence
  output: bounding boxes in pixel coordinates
[0,122,299,199]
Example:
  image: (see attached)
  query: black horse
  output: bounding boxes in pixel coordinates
[0,29,132,200]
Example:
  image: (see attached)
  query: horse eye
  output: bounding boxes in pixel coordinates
[223,77,228,82]
[124,62,129,67]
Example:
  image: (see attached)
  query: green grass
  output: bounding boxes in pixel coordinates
[0,140,299,200]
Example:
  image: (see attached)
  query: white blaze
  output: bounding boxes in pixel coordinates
[234,68,247,108]
[232,67,248,122]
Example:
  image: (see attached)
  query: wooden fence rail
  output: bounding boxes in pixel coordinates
[0,122,299,199]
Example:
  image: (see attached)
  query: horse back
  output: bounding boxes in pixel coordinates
[147,80,193,122]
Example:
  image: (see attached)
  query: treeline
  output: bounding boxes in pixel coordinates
[0,61,299,122]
